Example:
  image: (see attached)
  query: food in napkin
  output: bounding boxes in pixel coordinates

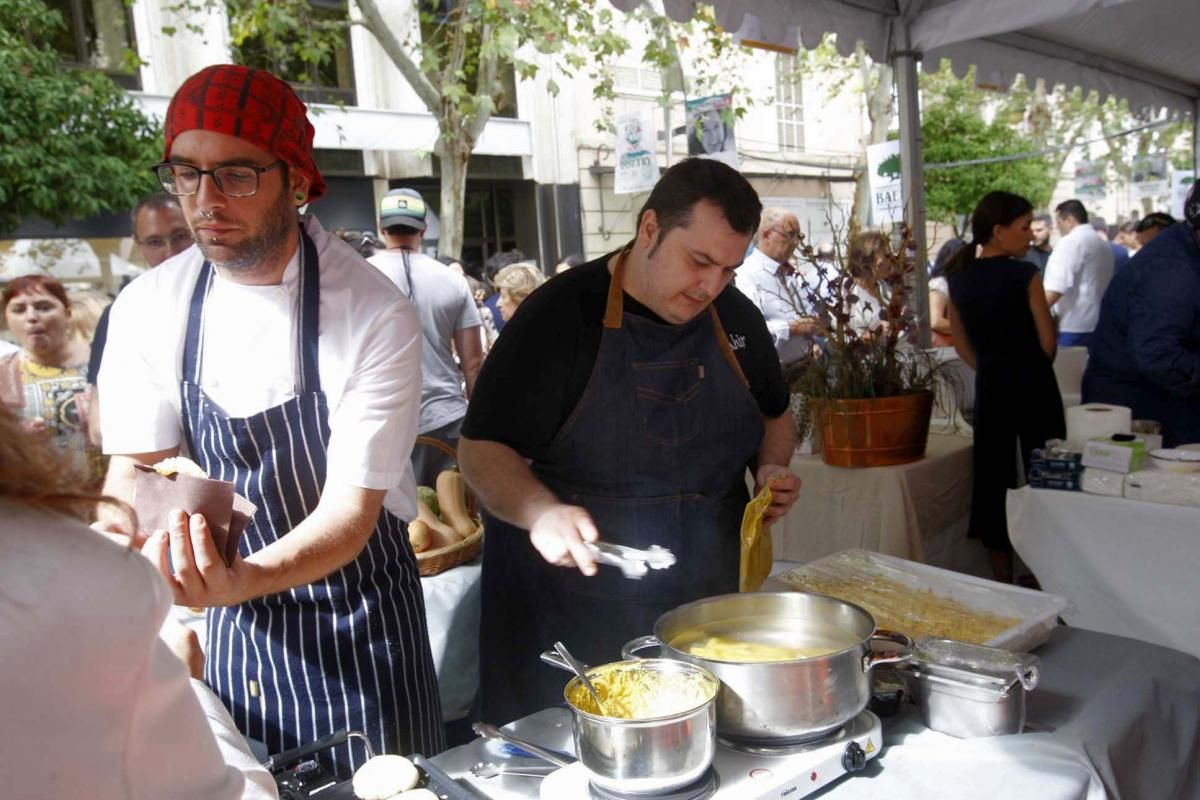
[739,483,774,593]
[133,457,255,567]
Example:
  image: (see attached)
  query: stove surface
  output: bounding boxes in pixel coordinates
[538,711,882,800]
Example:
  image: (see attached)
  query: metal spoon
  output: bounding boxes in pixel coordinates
[470,760,557,779]
[554,640,608,716]
[471,722,575,768]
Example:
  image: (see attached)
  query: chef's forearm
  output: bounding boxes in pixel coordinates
[241,484,385,600]
[458,436,560,530]
[757,411,796,469]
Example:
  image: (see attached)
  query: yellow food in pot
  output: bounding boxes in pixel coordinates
[567,663,716,720]
[672,635,837,662]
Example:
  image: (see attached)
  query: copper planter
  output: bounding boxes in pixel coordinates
[816,391,934,468]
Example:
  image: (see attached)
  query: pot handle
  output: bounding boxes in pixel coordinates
[862,629,915,673]
[621,635,665,660]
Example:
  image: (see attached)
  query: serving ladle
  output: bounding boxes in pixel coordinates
[553,640,609,716]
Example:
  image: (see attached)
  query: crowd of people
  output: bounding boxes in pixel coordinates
[729,184,1198,584]
[1,63,805,799]
[2,58,1197,799]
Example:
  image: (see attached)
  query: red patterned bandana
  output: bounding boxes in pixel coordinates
[163,64,326,202]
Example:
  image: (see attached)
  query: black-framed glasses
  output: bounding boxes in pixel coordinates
[151,160,284,198]
[771,228,802,243]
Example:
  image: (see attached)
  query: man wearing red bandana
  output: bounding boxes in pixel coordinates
[97,65,444,772]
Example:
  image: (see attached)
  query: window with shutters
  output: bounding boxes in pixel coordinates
[775,53,805,152]
[45,0,141,89]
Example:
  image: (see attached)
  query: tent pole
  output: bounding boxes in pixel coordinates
[1193,97,1199,178]
[893,26,930,347]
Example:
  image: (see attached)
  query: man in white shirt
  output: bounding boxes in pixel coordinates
[736,207,823,367]
[97,64,443,773]
[1044,199,1114,347]
[368,188,483,486]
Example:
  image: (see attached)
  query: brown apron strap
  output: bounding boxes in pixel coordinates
[603,244,634,329]
[708,305,750,388]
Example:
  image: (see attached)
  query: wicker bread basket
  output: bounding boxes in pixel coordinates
[413,436,483,577]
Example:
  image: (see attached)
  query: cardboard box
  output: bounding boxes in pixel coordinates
[1082,436,1147,473]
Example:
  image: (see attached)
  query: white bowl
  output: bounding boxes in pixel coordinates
[1148,448,1200,473]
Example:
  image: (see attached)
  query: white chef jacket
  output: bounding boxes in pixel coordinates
[736,247,814,365]
[1043,224,1115,334]
[98,215,422,521]
[0,499,276,800]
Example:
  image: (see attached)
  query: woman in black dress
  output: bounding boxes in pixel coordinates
[947,191,1065,583]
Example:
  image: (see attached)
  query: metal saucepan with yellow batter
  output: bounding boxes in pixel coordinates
[624,592,914,744]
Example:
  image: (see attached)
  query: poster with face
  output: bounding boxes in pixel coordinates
[685,93,738,168]
[614,109,659,195]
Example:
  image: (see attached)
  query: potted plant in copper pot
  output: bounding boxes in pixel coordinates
[784,225,940,468]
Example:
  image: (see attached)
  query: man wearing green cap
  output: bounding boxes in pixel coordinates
[369,188,483,485]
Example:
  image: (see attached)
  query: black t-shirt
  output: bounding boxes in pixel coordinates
[462,253,790,460]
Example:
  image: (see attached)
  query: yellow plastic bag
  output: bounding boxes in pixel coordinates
[739,484,773,592]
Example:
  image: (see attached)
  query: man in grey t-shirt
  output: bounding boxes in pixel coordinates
[368,188,483,485]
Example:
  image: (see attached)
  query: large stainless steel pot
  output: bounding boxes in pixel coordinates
[623,592,912,743]
[559,658,719,795]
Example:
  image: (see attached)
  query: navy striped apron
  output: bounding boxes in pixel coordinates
[180,228,444,774]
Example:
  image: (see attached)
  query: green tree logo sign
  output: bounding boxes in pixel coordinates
[877,153,902,180]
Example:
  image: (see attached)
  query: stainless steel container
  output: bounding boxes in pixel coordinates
[909,638,1040,738]
[623,592,912,743]
[563,658,720,795]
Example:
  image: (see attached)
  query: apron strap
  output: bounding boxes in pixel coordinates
[181,223,322,393]
[297,225,322,394]
[708,305,751,388]
[603,244,633,329]
[182,263,215,385]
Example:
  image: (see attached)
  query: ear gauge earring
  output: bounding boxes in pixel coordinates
[295,192,306,204]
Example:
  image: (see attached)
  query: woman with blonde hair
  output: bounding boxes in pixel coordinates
[0,404,277,799]
[493,261,546,323]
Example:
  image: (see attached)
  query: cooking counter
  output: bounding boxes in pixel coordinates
[431,626,1200,799]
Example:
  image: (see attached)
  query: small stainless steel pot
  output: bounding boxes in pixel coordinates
[623,592,913,743]
[559,658,719,795]
[908,638,1041,738]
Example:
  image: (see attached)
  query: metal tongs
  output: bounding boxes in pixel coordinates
[586,542,676,580]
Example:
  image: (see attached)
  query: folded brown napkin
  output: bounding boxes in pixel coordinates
[132,465,256,567]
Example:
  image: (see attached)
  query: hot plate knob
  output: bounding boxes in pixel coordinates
[841,741,867,773]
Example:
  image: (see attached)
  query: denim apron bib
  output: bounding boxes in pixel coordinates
[180,228,444,774]
[478,248,764,723]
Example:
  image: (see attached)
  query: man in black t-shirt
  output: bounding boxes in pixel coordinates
[460,158,802,723]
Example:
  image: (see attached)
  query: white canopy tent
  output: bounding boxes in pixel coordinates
[611,0,1200,341]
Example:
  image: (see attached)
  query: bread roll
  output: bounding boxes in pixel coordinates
[352,754,419,800]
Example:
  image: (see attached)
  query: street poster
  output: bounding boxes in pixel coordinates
[866,140,903,225]
[685,93,738,169]
[613,109,658,195]
[1132,154,1169,199]
[1074,159,1105,200]
[1170,170,1195,219]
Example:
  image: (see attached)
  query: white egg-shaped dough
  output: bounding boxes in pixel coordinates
[352,754,419,799]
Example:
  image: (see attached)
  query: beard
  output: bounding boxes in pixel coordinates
[196,184,297,273]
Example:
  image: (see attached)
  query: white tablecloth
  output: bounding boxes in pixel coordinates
[773,433,989,577]
[1007,486,1200,659]
[420,561,482,720]
[431,626,1200,800]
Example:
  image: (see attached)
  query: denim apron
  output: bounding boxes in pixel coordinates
[478,248,764,723]
[181,228,444,774]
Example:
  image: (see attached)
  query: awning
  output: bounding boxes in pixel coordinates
[614,0,1200,115]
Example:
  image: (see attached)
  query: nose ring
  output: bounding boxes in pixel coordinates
[202,209,214,220]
